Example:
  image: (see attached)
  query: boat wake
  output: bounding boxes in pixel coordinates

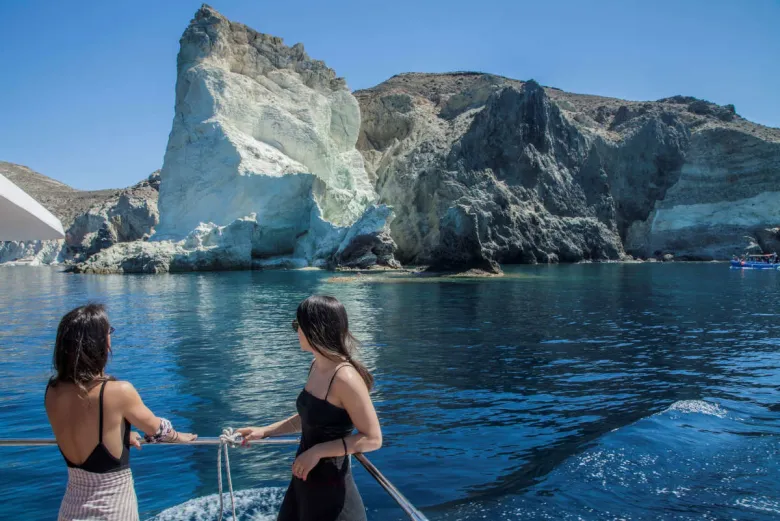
[148,487,285,521]
[148,400,778,520]
[438,399,780,520]
[664,399,727,418]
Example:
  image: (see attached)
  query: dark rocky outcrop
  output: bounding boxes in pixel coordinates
[356,72,780,268]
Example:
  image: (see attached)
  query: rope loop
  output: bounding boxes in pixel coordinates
[217,427,240,521]
[220,427,242,448]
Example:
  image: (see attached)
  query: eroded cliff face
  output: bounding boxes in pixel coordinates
[77,5,397,273]
[624,126,780,259]
[8,17,780,273]
[156,5,377,236]
[66,173,160,260]
[356,73,780,267]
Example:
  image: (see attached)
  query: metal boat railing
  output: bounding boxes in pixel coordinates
[0,436,428,521]
[353,453,427,521]
[0,437,296,446]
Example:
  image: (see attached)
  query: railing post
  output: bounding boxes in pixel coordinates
[354,453,429,521]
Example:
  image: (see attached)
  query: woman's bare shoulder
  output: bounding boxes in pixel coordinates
[105,379,139,398]
[333,364,366,391]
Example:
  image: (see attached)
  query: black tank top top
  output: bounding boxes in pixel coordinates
[295,363,355,482]
[46,380,131,473]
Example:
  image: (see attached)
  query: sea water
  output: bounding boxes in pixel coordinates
[0,263,778,520]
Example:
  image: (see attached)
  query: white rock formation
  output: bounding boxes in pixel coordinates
[76,5,397,273]
[76,216,257,274]
[76,205,399,273]
[156,4,378,237]
[0,240,64,266]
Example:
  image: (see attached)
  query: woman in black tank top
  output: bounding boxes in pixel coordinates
[238,296,383,521]
[45,304,197,521]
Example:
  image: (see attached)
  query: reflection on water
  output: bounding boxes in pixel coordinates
[0,264,778,520]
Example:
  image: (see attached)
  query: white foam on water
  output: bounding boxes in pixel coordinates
[736,497,780,514]
[149,488,285,521]
[665,400,727,418]
[574,448,651,488]
[655,486,690,498]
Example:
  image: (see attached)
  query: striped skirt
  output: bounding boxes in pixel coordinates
[58,467,139,521]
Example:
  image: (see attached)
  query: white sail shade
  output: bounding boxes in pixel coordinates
[0,173,65,241]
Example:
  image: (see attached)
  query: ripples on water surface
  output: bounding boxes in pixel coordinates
[0,264,778,520]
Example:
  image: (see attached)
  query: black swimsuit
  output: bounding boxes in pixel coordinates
[47,380,131,473]
[277,364,367,521]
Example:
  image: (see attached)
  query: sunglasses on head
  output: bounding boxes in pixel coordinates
[292,319,299,332]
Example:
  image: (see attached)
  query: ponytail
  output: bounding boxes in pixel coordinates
[349,361,374,391]
[344,334,374,391]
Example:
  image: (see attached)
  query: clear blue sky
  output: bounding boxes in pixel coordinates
[1,0,778,190]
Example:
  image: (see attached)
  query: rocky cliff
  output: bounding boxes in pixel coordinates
[0,162,159,265]
[77,5,397,274]
[355,73,780,268]
[6,12,780,273]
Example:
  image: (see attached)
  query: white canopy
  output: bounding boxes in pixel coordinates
[0,173,65,241]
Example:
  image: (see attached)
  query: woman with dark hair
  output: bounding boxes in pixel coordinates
[45,303,196,521]
[237,295,382,521]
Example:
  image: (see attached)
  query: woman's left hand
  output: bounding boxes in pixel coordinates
[130,432,142,450]
[292,446,322,481]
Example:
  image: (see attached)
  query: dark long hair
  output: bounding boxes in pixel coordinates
[297,295,374,390]
[50,303,112,393]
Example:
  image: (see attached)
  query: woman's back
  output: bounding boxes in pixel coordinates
[46,303,196,521]
[47,379,139,521]
[45,380,129,471]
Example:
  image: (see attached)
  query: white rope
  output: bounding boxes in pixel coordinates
[216,427,241,521]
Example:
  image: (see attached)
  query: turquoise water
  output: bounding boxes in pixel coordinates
[0,264,778,520]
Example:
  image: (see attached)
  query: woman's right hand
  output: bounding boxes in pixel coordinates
[235,426,268,445]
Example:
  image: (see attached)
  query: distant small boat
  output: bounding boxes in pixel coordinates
[730,254,780,270]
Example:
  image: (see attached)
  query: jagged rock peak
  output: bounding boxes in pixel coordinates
[657,95,738,122]
[181,4,346,92]
[357,72,523,105]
